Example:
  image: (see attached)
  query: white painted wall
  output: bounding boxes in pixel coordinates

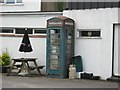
[1,14,59,28]
[1,0,41,12]
[63,8,119,79]
[1,37,46,74]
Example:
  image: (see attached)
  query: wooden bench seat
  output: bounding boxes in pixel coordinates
[29,65,45,70]
[7,58,44,76]
[14,64,21,68]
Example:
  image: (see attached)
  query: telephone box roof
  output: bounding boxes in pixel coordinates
[47,16,74,21]
[47,16,75,27]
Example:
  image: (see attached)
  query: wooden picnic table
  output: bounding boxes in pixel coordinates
[6,58,45,76]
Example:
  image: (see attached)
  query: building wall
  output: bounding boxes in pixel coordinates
[0,13,62,74]
[1,36,46,74]
[1,0,41,12]
[2,14,50,28]
[63,8,119,79]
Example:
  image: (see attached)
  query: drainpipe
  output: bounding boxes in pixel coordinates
[112,24,115,77]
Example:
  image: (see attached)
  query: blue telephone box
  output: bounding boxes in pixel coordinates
[46,16,75,78]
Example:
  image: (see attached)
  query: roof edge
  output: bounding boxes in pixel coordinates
[0,11,63,15]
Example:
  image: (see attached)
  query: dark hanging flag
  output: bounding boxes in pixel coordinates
[19,30,33,52]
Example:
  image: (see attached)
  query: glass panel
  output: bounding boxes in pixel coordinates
[0,0,4,3]
[50,64,58,70]
[51,46,58,54]
[15,28,33,34]
[49,29,60,70]
[80,31,101,37]
[67,44,71,50]
[81,31,89,36]
[16,0,22,3]
[50,34,59,39]
[92,31,100,37]
[66,29,72,67]
[50,55,58,60]
[6,0,15,4]
[0,29,13,33]
[67,39,71,44]
[50,60,58,65]
[34,29,46,34]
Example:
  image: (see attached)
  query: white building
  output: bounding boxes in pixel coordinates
[63,1,120,80]
[0,0,120,80]
[1,0,41,12]
[0,0,62,74]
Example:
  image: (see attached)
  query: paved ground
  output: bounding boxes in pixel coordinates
[1,73,119,88]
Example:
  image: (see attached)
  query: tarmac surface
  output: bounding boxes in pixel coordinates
[1,73,119,88]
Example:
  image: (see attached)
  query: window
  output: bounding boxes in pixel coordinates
[16,0,22,3]
[0,0,4,3]
[0,27,47,36]
[15,28,32,34]
[0,28,14,34]
[6,0,22,4]
[6,0,15,4]
[15,28,46,35]
[77,29,101,38]
[33,28,47,35]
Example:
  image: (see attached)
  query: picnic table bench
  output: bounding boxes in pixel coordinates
[29,66,45,70]
[6,58,45,76]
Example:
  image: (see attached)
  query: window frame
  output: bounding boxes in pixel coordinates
[77,29,102,39]
[5,0,23,5]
